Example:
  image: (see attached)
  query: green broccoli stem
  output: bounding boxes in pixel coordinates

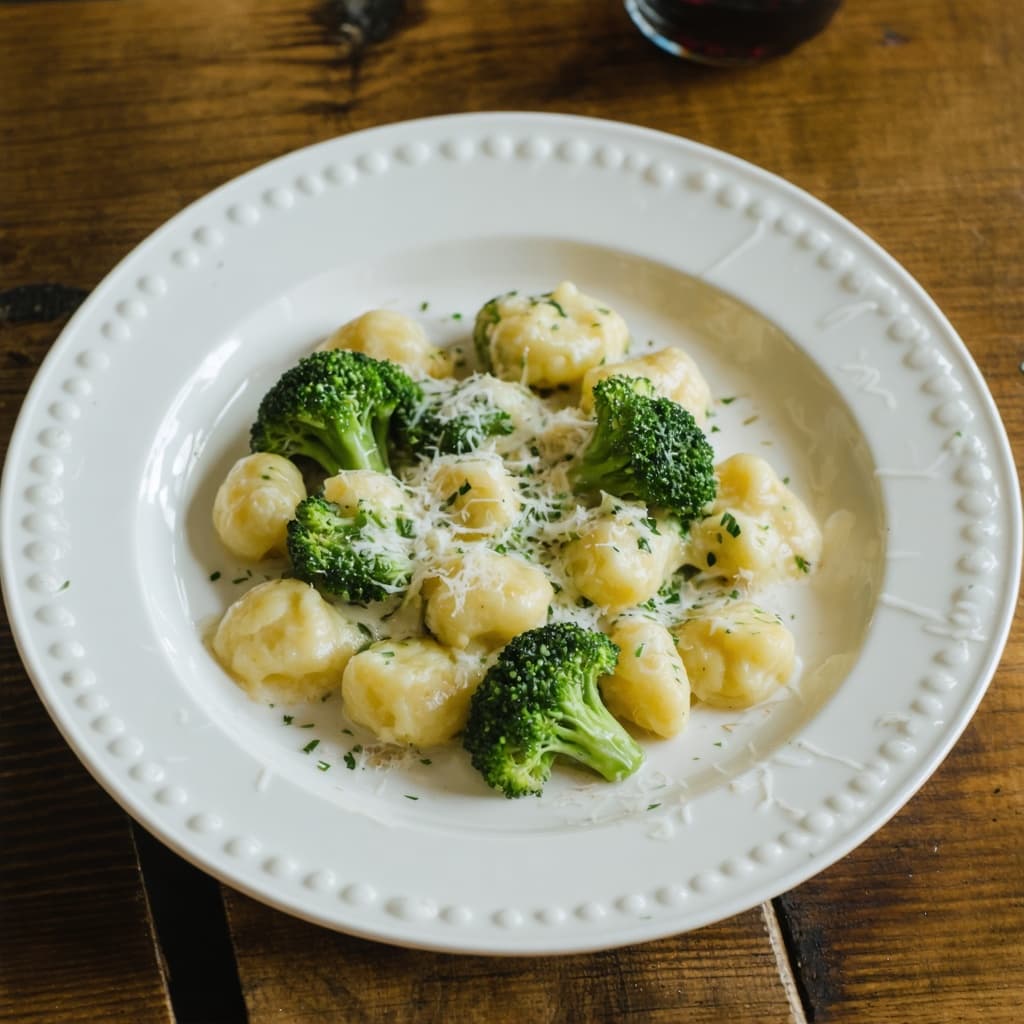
[331,416,389,473]
[289,437,344,477]
[568,451,632,496]
[550,699,643,782]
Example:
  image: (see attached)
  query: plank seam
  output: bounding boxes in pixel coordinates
[760,900,809,1024]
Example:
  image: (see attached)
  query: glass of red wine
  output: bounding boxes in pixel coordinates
[625,0,842,65]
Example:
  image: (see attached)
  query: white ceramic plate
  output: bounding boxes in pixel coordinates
[2,113,1019,955]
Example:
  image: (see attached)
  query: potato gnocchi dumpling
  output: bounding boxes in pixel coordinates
[422,549,554,650]
[601,618,690,738]
[430,455,520,537]
[672,600,796,709]
[475,281,628,387]
[322,309,452,379]
[564,511,685,610]
[580,346,711,427]
[341,638,476,746]
[212,453,306,561]
[322,469,410,517]
[212,579,364,702]
[687,453,822,585]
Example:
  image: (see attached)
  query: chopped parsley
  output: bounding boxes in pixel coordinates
[795,555,811,573]
[301,739,320,754]
[720,512,741,538]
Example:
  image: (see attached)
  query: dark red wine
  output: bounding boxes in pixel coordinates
[626,0,842,65]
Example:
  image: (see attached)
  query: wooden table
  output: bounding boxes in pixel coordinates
[2,1,1021,1020]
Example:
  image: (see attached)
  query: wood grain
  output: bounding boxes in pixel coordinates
[0,322,172,1023]
[1,0,1021,1020]
[224,892,798,1023]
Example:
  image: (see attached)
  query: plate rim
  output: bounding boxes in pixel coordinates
[2,111,1020,955]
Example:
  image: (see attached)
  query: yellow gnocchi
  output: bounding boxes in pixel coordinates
[422,549,553,650]
[322,309,452,379]
[687,453,822,585]
[563,510,684,610]
[672,601,795,709]
[341,638,477,746]
[430,455,520,538]
[212,453,306,561]
[212,579,364,702]
[581,346,711,427]
[322,469,410,517]
[475,281,628,387]
[601,618,690,738]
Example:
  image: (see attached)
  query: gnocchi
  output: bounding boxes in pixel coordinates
[212,579,364,702]
[581,346,711,427]
[429,454,520,537]
[601,618,690,738]
[422,549,553,650]
[564,509,684,610]
[475,281,629,388]
[672,601,796,709]
[212,453,306,561]
[342,638,477,746]
[322,469,410,517]
[323,309,452,379]
[687,453,822,585]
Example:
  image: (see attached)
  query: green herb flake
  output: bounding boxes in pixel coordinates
[209,571,221,582]
[231,576,248,585]
[420,758,432,766]
[343,751,357,770]
[720,396,737,405]
[58,579,71,591]
[637,536,652,553]
[404,794,419,801]
[706,551,718,568]
[647,803,661,811]
[713,741,723,748]
[634,643,647,659]
[451,312,463,321]
[282,714,294,725]
[420,300,429,311]
[795,555,811,574]
[782,475,791,485]
[302,739,320,754]
[720,512,741,538]
[316,760,331,772]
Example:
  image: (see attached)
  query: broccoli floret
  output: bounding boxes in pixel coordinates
[472,296,503,372]
[463,622,644,798]
[286,495,414,603]
[250,350,421,475]
[569,375,716,522]
[395,378,512,458]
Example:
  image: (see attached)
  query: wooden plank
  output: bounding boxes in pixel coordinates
[774,639,1024,1021]
[1,324,173,1024]
[1,0,1021,1020]
[224,891,799,1024]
